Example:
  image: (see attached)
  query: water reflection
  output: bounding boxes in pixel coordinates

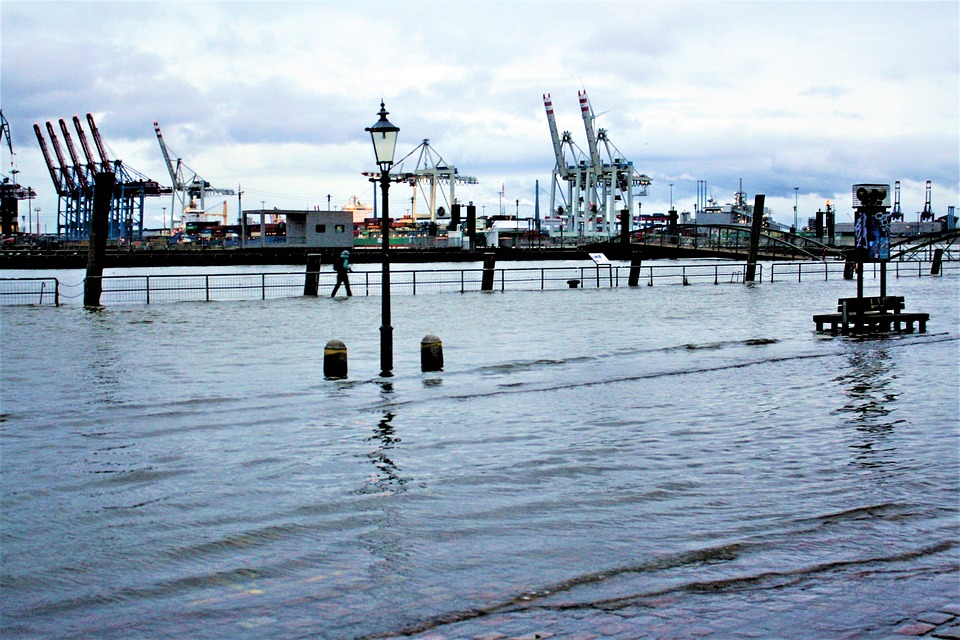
[833,344,903,468]
[363,410,407,495]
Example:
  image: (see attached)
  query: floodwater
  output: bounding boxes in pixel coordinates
[1,262,958,639]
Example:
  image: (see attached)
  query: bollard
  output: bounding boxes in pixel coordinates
[323,340,348,379]
[304,254,322,296]
[481,253,496,291]
[931,248,943,275]
[567,279,580,288]
[421,334,443,372]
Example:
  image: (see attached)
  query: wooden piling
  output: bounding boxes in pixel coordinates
[481,253,495,291]
[628,251,643,287]
[744,194,765,283]
[304,253,322,296]
[83,171,116,307]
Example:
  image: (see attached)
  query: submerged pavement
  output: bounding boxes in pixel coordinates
[379,600,960,639]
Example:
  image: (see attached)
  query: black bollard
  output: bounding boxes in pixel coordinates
[304,254,322,296]
[481,253,496,291]
[931,248,944,275]
[628,251,642,287]
[421,335,443,372]
[323,340,347,379]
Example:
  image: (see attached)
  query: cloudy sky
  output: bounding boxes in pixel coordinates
[2,0,957,231]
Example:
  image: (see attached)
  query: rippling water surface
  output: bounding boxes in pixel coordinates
[2,262,958,639]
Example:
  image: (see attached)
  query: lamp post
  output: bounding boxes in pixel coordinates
[794,186,799,232]
[366,101,400,377]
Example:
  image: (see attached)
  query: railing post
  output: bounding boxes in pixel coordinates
[261,274,266,300]
[55,279,60,307]
[798,263,802,283]
[461,270,465,293]
[146,275,150,304]
[205,275,210,301]
[412,271,417,296]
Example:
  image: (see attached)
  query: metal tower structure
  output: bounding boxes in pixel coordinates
[390,139,477,223]
[543,92,651,238]
[35,113,169,239]
[1,110,37,235]
[154,121,234,228]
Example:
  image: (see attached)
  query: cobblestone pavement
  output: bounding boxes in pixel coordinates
[378,600,960,639]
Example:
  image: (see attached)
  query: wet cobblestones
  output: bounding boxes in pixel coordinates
[382,601,960,640]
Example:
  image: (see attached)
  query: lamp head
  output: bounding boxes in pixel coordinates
[365,101,399,171]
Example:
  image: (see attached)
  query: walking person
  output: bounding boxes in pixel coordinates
[331,249,352,297]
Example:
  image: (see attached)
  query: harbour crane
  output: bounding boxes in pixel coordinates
[35,113,169,239]
[543,92,651,238]
[390,139,478,223]
[154,120,235,228]
[1,110,37,236]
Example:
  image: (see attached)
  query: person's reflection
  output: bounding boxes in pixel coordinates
[363,411,407,494]
[833,345,902,469]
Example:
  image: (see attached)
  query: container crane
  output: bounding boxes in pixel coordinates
[544,92,651,238]
[35,113,169,239]
[1,110,37,236]
[154,120,235,229]
[390,139,477,223]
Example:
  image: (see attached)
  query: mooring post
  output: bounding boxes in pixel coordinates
[744,194,765,282]
[481,253,495,291]
[304,253,322,296]
[420,335,443,372]
[83,171,116,307]
[323,340,347,379]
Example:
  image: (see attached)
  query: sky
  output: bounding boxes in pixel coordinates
[2,0,958,232]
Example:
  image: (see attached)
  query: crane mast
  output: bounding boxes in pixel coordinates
[73,115,99,175]
[59,119,90,189]
[153,121,179,189]
[34,124,65,196]
[86,113,111,171]
[45,121,77,193]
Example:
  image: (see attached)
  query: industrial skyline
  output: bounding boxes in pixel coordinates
[2,0,957,232]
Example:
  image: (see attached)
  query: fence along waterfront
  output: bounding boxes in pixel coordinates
[1,259,956,306]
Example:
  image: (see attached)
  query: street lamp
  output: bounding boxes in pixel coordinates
[366,101,400,377]
[794,187,799,232]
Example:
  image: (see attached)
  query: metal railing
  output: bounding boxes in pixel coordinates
[768,258,959,282]
[1,258,954,306]
[0,277,60,306]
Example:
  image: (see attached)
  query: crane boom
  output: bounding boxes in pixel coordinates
[86,113,111,170]
[45,121,77,193]
[34,123,67,196]
[73,115,99,174]
[153,120,180,189]
[543,94,569,178]
[578,91,602,173]
[1,110,13,162]
[59,119,89,189]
